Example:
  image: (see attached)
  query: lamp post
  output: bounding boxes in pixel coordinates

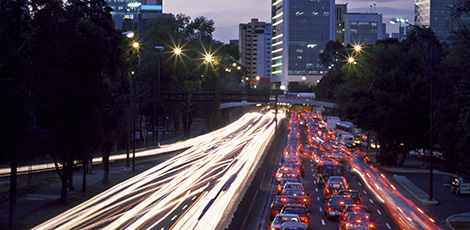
[390,17,408,41]
[154,46,164,147]
[131,41,139,172]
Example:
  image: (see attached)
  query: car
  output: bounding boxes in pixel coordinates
[451,177,470,195]
[271,196,298,219]
[281,182,305,194]
[316,162,343,186]
[339,212,374,229]
[341,205,372,222]
[324,195,354,219]
[276,167,294,183]
[283,189,309,205]
[281,162,305,177]
[323,176,349,199]
[277,178,303,194]
[271,213,302,230]
[280,204,310,226]
[338,190,362,205]
[281,172,303,184]
[281,222,307,230]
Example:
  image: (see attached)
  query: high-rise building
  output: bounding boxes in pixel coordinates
[344,13,383,46]
[415,0,457,42]
[335,4,348,45]
[239,18,271,81]
[257,26,272,79]
[271,0,335,92]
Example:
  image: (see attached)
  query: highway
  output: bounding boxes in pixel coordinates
[33,111,284,230]
[32,108,443,230]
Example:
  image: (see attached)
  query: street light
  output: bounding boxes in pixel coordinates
[154,46,164,147]
[204,54,213,63]
[390,17,408,41]
[122,31,135,38]
[130,42,139,171]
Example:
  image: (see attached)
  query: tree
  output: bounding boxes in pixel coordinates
[333,38,431,166]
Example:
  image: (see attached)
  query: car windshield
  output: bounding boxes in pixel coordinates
[286,184,303,190]
[275,197,296,204]
[345,206,368,213]
[340,191,359,198]
[328,177,343,183]
[346,213,370,222]
[274,216,299,224]
[330,196,354,205]
[283,207,308,214]
[284,190,304,196]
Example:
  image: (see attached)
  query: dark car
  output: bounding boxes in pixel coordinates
[283,189,309,205]
[281,204,311,227]
[339,212,374,229]
[341,205,372,222]
[271,196,298,219]
[451,177,470,195]
[316,163,343,186]
[338,190,362,205]
[323,176,349,199]
[324,195,354,219]
[271,213,301,230]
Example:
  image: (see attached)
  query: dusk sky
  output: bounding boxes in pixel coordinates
[165,0,415,43]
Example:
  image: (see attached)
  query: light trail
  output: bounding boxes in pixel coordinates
[349,150,442,230]
[34,111,284,230]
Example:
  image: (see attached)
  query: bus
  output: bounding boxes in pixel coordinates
[335,121,366,145]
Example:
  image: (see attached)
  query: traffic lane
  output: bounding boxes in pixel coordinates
[303,158,398,230]
[404,173,470,226]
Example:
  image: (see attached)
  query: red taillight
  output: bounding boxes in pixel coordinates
[303,198,307,202]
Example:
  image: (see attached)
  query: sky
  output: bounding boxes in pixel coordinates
[164,0,415,44]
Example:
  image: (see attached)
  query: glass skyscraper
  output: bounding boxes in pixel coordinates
[415,0,457,42]
[271,0,335,92]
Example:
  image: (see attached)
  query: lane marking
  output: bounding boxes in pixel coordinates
[363,190,368,195]
[182,205,188,210]
[369,199,374,204]
[321,219,325,225]
[311,164,313,167]
[317,196,320,201]
[192,196,197,201]
[319,207,323,212]
[171,215,178,221]
[358,182,362,186]
[311,169,314,172]
[386,223,392,229]
[315,188,318,192]
[377,210,382,215]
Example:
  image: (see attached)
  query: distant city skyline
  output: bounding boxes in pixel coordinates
[164,0,415,43]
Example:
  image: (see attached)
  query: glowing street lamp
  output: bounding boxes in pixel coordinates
[205,54,213,63]
[390,17,408,41]
[354,45,362,52]
[348,57,356,64]
[174,48,182,55]
[132,42,139,49]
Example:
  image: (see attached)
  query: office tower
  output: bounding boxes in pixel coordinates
[335,4,348,45]
[415,0,456,42]
[239,18,271,81]
[271,0,335,92]
[344,13,383,46]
